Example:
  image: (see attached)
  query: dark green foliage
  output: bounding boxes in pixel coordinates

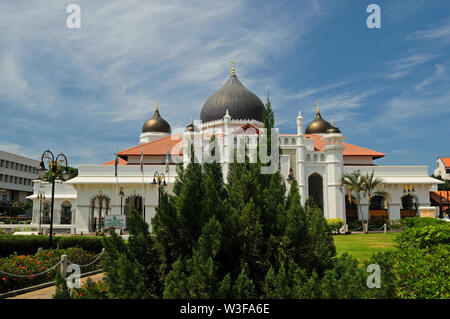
[0,235,103,258]
[366,220,450,299]
[401,216,446,228]
[40,166,78,182]
[0,235,55,257]
[101,208,157,299]
[318,254,369,299]
[53,269,71,299]
[57,236,104,253]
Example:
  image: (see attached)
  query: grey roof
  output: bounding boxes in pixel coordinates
[200,74,264,123]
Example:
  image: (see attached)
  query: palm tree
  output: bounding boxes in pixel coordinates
[342,170,387,234]
[342,170,364,221]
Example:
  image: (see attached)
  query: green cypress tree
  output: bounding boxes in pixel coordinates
[305,198,336,275]
[232,263,256,298]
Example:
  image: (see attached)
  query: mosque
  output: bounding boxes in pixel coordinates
[28,66,441,234]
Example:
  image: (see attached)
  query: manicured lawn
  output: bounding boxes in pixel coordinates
[333,232,398,262]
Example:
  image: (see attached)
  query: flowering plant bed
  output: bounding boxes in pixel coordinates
[0,247,102,294]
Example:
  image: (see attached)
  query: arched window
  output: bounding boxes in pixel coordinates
[369,195,386,210]
[401,194,417,211]
[90,195,110,232]
[308,173,323,211]
[60,201,72,225]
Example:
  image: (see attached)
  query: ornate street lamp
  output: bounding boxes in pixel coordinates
[37,190,45,234]
[152,172,167,208]
[38,149,70,245]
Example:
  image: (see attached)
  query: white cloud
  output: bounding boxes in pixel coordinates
[384,53,437,79]
[415,64,446,91]
[407,18,450,40]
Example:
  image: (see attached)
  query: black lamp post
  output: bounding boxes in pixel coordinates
[119,187,124,215]
[152,172,167,208]
[37,149,70,246]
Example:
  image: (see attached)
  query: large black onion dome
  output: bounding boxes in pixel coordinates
[142,106,171,134]
[305,107,331,134]
[200,74,264,123]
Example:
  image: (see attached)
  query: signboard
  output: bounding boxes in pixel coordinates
[105,215,126,229]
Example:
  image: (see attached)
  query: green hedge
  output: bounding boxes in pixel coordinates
[402,217,446,228]
[0,235,104,258]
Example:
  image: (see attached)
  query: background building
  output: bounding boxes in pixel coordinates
[434,157,450,180]
[0,150,39,217]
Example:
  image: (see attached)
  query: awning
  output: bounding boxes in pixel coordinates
[378,176,444,184]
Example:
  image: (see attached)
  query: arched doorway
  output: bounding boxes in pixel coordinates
[41,202,50,224]
[60,201,72,225]
[308,173,323,211]
[90,195,110,232]
[124,195,143,229]
[345,194,358,220]
[401,194,418,218]
[369,195,388,220]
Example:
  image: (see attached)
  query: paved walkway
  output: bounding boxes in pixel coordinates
[7,273,104,299]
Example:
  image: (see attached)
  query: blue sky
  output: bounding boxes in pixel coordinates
[0,0,449,173]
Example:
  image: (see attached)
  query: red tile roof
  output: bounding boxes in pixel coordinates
[441,158,450,167]
[102,157,128,166]
[304,134,385,159]
[105,131,385,165]
[119,134,184,157]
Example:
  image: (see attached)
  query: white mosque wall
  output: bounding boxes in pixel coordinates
[66,164,176,233]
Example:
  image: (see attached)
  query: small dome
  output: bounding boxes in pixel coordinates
[200,73,264,123]
[326,121,341,134]
[186,118,198,132]
[305,105,331,134]
[142,106,171,134]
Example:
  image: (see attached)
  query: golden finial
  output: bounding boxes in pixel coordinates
[190,117,193,124]
[155,98,159,111]
[316,101,320,113]
[231,60,236,75]
[332,119,334,127]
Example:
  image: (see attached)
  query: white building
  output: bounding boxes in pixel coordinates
[0,150,40,215]
[29,68,443,234]
[434,157,450,180]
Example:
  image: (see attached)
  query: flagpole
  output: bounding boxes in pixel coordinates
[116,145,119,216]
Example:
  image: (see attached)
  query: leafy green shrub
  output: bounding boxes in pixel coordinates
[0,247,101,293]
[57,237,103,253]
[0,235,55,257]
[402,217,445,228]
[0,235,104,258]
[327,219,344,234]
[395,223,450,250]
[347,220,362,230]
[392,244,449,298]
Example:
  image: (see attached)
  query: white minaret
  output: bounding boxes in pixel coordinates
[296,111,307,203]
[321,120,346,220]
[222,109,232,183]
